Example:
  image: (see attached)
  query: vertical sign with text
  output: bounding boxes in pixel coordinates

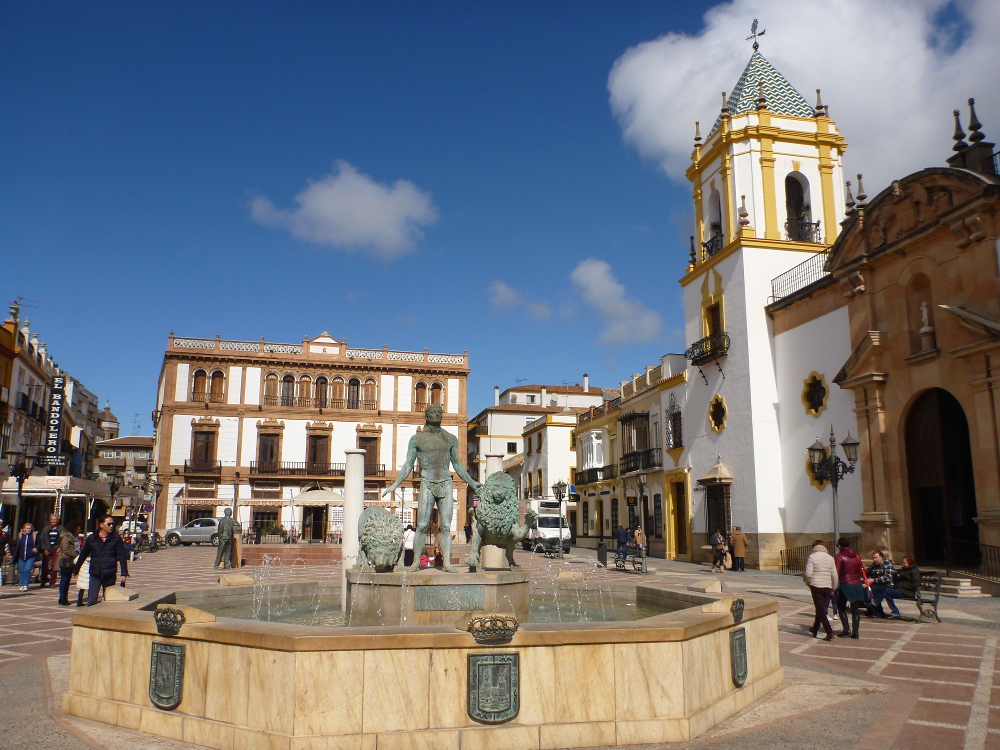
[40,375,67,467]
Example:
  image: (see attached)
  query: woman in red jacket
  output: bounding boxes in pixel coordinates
[834,537,867,639]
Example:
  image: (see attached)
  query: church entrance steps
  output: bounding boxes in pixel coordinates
[939,576,992,597]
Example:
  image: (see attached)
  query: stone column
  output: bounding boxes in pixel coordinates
[481,454,507,569]
[341,449,365,611]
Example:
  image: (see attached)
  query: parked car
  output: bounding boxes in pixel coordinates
[165,517,221,547]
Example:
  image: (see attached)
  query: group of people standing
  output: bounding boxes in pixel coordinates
[708,527,749,572]
[1,513,131,606]
[804,537,921,640]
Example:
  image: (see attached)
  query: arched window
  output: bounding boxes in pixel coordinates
[347,378,361,409]
[704,188,723,258]
[315,377,329,408]
[209,371,225,403]
[264,373,279,406]
[298,375,312,407]
[192,370,207,401]
[362,378,377,409]
[281,375,295,407]
[430,382,444,405]
[784,173,817,242]
[331,377,345,408]
[414,381,428,411]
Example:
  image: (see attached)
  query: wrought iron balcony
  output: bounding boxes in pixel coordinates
[785,219,821,243]
[249,461,385,477]
[702,232,724,258]
[184,459,222,473]
[619,448,662,476]
[685,331,731,366]
[574,464,618,486]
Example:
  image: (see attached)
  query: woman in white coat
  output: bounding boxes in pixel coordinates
[803,540,839,640]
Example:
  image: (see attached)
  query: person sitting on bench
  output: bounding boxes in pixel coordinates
[895,556,920,599]
[865,550,902,619]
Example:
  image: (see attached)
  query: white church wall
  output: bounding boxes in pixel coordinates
[174,364,189,402]
[774,304,861,537]
[244,367,261,405]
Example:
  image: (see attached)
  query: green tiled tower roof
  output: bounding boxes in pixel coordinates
[710,50,814,133]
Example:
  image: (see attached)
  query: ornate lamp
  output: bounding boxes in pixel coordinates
[840,432,860,466]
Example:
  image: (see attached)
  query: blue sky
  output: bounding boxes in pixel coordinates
[3,1,996,431]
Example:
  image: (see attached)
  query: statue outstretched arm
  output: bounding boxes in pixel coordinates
[450,440,482,493]
[382,436,418,497]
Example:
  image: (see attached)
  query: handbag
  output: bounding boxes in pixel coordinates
[59,556,75,573]
[724,551,733,569]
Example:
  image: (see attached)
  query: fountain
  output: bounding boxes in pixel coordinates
[61,419,783,748]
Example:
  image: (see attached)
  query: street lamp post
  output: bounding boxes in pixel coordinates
[109,470,125,517]
[4,448,38,538]
[636,472,648,574]
[551,480,567,559]
[808,426,860,548]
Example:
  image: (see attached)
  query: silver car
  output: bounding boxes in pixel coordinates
[165,517,220,546]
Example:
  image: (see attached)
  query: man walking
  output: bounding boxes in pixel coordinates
[73,515,129,606]
[615,524,630,559]
[38,514,66,588]
[729,526,748,572]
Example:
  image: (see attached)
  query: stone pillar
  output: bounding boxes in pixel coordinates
[481,454,507,569]
[341,449,365,611]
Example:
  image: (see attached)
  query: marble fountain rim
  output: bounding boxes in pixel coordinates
[68,581,777,652]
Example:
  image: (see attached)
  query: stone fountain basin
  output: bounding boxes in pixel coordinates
[62,581,782,750]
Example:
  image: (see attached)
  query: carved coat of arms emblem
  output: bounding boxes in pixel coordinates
[730,627,748,687]
[468,653,519,724]
[149,642,185,710]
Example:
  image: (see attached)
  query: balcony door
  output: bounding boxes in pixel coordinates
[191,431,216,469]
[307,435,330,474]
[258,434,279,472]
[358,436,378,469]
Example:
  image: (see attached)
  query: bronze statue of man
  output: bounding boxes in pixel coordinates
[214,507,239,569]
[382,403,481,572]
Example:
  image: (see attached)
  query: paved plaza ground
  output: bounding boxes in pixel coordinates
[3,545,1000,749]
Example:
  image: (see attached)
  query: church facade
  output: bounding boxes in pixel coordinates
[576,48,999,570]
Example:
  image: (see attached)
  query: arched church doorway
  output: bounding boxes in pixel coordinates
[905,388,978,561]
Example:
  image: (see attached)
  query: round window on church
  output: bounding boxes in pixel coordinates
[708,395,727,434]
[801,372,828,417]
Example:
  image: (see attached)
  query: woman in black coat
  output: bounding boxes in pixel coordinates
[895,556,920,599]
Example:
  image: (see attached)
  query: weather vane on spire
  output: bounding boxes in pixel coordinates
[746,19,765,51]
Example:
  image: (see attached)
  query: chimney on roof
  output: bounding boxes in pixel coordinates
[583,373,589,393]
[494,385,500,406]
[540,387,547,404]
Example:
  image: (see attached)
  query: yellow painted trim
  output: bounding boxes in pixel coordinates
[801,371,829,418]
[666,446,685,467]
[657,371,688,391]
[760,142,779,240]
[818,145,838,244]
[720,157,734,244]
[700,269,725,339]
[708,394,728,434]
[698,123,847,170]
[807,454,829,490]
[681,236,825,286]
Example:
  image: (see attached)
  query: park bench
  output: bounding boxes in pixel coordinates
[614,547,644,573]
[894,570,942,623]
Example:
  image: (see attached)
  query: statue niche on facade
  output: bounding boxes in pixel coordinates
[465,472,538,573]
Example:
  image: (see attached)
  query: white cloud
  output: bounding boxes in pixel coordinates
[570,259,662,346]
[251,160,440,261]
[488,281,551,319]
[608,0,1000,192]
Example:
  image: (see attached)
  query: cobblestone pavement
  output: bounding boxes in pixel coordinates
[3,544,1000,749]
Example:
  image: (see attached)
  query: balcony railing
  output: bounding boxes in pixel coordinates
[702,232,724,259]
[258,397,373,410]
[684,331,731,366]
[574,464,618,486]
[619,448,662,475]
[192,391,225,403]
[184,459,222,473]
[414,402,427,413]
[770,251,829,302]
[784,219,822,244]
[249,461,386,477]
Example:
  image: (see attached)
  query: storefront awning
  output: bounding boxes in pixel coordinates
[289,488,345,506]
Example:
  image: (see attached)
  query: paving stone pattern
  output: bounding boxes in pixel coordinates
[4,544,1000,749]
